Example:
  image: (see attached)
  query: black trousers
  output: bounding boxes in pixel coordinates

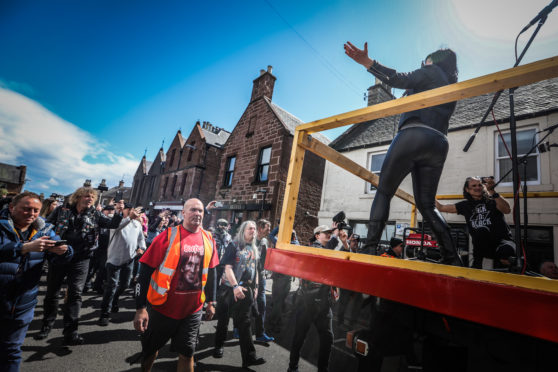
[42,259,90,336]
[268,273,291,331]
[289,294,333,372]
[214,286,257,364]
[364,126,460,264]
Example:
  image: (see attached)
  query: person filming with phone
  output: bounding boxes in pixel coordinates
[0,192,73,371]
[436,176,515,269]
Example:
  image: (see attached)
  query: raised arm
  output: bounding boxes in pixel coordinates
[436,199,457,213]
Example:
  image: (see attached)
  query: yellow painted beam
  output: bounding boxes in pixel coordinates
[437,192,558,200]
[297,56,558,134]
[277,130,307,247]
[275,242,558,294]
[410,205,417,228]
[299,134,415,205]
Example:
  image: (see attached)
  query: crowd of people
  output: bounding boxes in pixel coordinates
[0,173,557,371]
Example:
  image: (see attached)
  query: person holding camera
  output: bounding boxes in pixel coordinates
[213,220,266,368]
[98,204,146,326]
[288,223,340,372]
[436,176,514,269]
[36,187,124,345]
[1,192,73,371]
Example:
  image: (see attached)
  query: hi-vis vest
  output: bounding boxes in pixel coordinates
[147,226,214,306]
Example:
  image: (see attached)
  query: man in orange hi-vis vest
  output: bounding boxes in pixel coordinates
[133,198,219,372]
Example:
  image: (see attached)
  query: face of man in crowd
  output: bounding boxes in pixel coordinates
[316,230,331,246]
[541,262,558,279]
[49,201,59,213]
[182,199,204,232]
[349,237,359,250]
[10,196,42,230]
[257,223,270,238]
[466,178,485,200]
[392,243,403,257]
[244,223,256,243]
[78,193,95,210]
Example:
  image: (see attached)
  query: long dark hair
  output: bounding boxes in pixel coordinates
[426,48,458,84]
[462,177,490,202]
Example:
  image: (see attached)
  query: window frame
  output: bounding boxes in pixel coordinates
[255,146,272,183]
[494,127,540,186]
[365,151,387,194]
[223,155,236,187]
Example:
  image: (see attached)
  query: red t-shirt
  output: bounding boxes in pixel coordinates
[140,226,219,319]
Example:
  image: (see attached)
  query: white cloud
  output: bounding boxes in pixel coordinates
[0,86,138,195]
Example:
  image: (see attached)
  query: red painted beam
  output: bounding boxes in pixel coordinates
[265,248,558,344]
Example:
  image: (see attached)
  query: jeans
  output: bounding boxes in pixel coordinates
[254,275,266,337]
[42,258,90,336]
[100,261,134,316]
[0,308,34,372]
[215,286,257,364]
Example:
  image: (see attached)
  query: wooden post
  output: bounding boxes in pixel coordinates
[277,129,307,247]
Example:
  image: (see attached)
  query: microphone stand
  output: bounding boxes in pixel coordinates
[492,127,555,271]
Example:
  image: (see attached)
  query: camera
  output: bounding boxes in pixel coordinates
[332,211,353,235]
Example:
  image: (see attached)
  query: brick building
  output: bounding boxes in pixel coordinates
[211,66,330,244]
[130,122,230,214]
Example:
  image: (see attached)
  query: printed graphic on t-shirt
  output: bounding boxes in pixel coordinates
[175,243,204,292]
[469,203,492,231]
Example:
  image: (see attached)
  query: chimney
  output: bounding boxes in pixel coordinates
[118,180,125,188]
[367,77,394,106]
[250,65,276,103]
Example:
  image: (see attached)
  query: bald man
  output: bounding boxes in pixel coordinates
[134,199,219,372]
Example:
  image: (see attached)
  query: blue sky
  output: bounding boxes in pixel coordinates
[1,0,557,196]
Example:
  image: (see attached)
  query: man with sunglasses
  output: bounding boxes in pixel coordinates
[436,176,514,269]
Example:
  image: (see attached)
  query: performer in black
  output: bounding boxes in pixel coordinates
[344,41,461,265]
[437,176,515,269]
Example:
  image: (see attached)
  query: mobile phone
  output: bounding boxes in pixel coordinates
[214,201,223,208]
[54,240,68,246]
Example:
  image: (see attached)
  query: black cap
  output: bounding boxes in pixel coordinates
[102,205,115,211]
[390,237,403,248]
[124,203,133,209]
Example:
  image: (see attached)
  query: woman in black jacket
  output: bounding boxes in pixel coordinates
[35,187,124,345]
[344,42,461,265]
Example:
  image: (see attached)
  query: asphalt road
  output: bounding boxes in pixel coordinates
[20,278,350,372]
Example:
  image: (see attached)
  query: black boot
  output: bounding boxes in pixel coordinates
[362,220,386,255]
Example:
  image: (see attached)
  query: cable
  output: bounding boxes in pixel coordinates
[261,0,363,97]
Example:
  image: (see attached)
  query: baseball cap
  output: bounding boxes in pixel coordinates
[314,225,333,235]
[102,205,115,211]
[217,218,229,226]
[123,203,134,209]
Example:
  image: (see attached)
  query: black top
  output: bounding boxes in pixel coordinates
[456,199,512,259]
[367,61,456,135]
[221,241,258,286]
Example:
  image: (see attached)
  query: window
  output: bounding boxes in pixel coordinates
[256,146,272,183]
[171,175,178,196]
[367,152,386,193]
[495,128,540,185]
[162,176,169,197]
[187,142,195,162]
[223,156,236,187]
[181,173,188,195]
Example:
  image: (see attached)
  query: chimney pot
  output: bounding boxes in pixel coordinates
[267,65,273,73]
[260,69,265,76]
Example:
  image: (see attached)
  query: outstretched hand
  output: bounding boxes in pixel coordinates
[344,41,374,69]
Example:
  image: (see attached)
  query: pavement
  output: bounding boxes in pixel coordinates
[20,277,359,372]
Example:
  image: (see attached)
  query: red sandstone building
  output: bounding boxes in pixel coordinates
[211,66,330,243]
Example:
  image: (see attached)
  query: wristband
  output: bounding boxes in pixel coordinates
[233,284,239,289]
[492,192,500,199]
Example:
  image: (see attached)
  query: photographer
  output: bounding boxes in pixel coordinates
[436,176,514,269]
[288,223,339,372]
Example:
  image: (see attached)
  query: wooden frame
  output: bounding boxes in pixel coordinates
[267,56,558,343]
